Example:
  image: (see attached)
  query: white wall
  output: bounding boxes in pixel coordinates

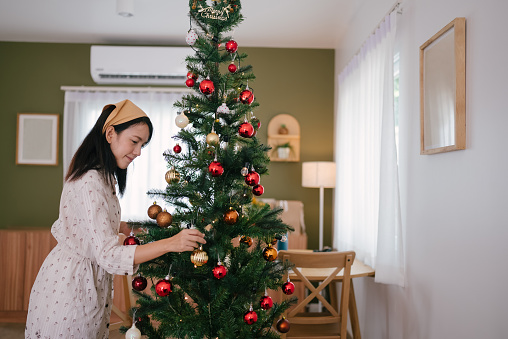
[335,0,508,338]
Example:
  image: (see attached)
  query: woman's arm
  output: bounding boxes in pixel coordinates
[133,228,206,265]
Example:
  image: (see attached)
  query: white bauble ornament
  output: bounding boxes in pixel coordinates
[216,103,230,114]
[175,113,190,128]
[125,323,141,339]
[186,29,198,46]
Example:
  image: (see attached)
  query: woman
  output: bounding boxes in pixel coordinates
[25,99,206,338]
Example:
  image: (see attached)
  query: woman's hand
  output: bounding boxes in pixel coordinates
[167,229,207,253]
[133,228,206,265]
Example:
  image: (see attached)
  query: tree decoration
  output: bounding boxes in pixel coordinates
[228,62,237,73]
[224,208,239,225]
[216,103,230,114]
[213,258,228,279]
[147,202,162,219]
[155,276,173,297]
[187,71,198,80]
[185,78,195,87]
[240,235,253,247]
[132,275,148,291]
[225,39,238,53]
[276,317,291,333]
[208,160,224,177]
[125,322,142,339]
[206,130,220,145]
[173,144,182,153]
[282,279,295,295]
[252,184,264,196]
[165,168,181,184]
[259,294,273,310]
[156,209,173,228]
[239,88,254,104]
[191,245,208,268]
[175,112,190,128]
[245,170,260,186]
[186,29,198,46]
[199,79,215,95]
[123,234,140,246]
[240,163,249,176]
[238,121,255,138]
[243,304,257,325]
[262,244,278,262]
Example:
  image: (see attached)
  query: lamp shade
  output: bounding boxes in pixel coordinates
[302,161,336,188]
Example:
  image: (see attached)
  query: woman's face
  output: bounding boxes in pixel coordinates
[106,123,150,169]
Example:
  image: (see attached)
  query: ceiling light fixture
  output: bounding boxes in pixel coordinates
[117,0,134,17]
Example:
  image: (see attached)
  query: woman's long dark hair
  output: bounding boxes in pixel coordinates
[66,105,153,196]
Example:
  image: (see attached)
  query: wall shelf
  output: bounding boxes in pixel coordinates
[267,114,300,162]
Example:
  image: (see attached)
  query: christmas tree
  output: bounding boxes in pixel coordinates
[124,1,296,338]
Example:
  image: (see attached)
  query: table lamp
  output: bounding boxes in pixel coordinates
[302,161,336,250]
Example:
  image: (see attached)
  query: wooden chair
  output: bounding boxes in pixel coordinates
[279,250,355,339]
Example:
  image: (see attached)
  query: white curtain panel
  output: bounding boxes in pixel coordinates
[63,90,185,221]
[335,11,404,286]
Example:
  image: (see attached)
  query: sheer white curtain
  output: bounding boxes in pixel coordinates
[335,11,404,286]
[63,89,186,221]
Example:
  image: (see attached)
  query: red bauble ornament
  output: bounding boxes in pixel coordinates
[212,265,227,279]
[283,281,295,295]
[260,295,273,310]
[238,122,255,138]
[225,40,238,53]
[131,275,148,291]
[173,144,182,153]
[228,62,237,73]
[185,78,195,87]
[155,278,172,297]
[123,236,140,246]
[187,71,198,80]
[276,317,291,333]
[243,310,258,325]
[199,79,215,95]
[239,89,254,104]
[245,171,260,186]
[208,161,224,177]
[252,184,264,196]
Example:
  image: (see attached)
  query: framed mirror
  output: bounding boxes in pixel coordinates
[420,17,466,155]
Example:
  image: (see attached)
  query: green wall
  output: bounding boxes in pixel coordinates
[0,42,334,250]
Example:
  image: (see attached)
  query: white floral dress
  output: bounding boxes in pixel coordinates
[25,170,138,339]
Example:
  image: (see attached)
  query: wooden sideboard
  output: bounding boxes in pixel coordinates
[0,228,129,324]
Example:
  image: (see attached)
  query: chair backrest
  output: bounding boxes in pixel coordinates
[279,250,355,338]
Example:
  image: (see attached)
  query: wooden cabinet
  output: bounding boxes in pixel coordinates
[0,229,130,324]
[0,228,57,322]
[267,114,300,162]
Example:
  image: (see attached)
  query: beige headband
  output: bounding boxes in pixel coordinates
[102,99,148,134]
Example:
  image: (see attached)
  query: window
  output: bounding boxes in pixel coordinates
[334,11,404,286]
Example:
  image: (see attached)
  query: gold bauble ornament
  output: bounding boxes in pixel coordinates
[224,208,239,225]
[147,202,162,220]
[240,235,253,247]
[156,210,173,227]
[262,245,278,262]
[190,246,208,268]
[206,132,220,145]
[165,168,181,184]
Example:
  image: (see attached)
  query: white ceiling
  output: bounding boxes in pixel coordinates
[0,0,365,49]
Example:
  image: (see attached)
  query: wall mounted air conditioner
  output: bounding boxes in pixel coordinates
[90,45,189,85]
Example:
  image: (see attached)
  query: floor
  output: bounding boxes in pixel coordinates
[0,323,126,339]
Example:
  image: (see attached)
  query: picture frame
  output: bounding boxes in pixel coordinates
[16,113,59,165]
[420,17,466,155]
